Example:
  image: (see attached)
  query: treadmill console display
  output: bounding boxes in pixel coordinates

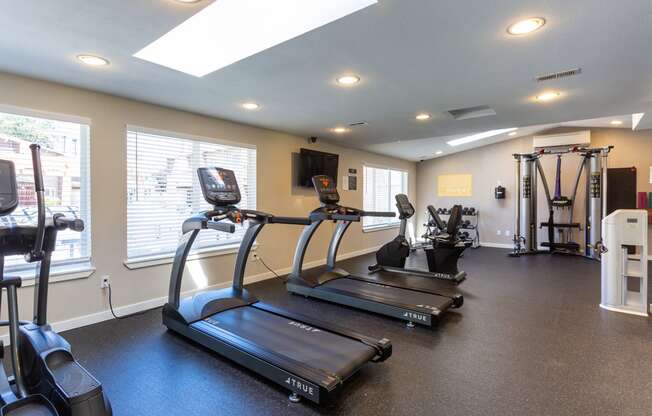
[312,175,340,205]
[0,160,18,216]
[395,194,415,217]
[198,167,241,206]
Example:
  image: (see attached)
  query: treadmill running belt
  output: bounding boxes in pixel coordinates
[323,278,452,311]
[199,307,376,379]
[354,272,460,298]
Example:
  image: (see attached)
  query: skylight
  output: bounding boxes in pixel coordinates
[134,0,377,77]
[446,128,518,147]
[632,113,644,130]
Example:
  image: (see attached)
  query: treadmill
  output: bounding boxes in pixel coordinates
[286,175,458,328]
[163,168,391,404]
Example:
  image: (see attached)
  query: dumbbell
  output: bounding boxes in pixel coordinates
[437,208,444,214]
[458,231,470,239]
[467,207,476,215]
[461,220,471,228]
[461,207,469,215]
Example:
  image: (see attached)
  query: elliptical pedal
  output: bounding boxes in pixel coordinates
[0,395,57,416]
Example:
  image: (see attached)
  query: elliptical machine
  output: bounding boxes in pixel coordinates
[0,144,112,415]
[369,194,468,284]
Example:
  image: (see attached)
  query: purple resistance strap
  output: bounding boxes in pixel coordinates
[554,155,562,200]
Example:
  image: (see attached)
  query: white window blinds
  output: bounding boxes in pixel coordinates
[126,127,256,261]
[0,110,91,273]
[363,165,408,229]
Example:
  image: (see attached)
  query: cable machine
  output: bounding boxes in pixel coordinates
[511,145,613,259]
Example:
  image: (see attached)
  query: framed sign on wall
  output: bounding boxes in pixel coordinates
[438,174,472,197]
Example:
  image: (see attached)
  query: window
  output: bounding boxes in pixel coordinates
[363,165,408,230]
[0,109,91,273]
[126,127,256,262]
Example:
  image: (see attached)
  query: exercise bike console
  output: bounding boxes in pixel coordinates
[394,194,415,219]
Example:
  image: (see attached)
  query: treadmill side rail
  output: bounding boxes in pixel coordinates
[287,281,438,327]
[164,313,330,403]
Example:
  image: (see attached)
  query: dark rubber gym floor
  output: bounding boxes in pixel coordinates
[62,248,652,415]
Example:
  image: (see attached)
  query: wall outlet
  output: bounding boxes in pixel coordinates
[100,276,110,289]
[496,230,502,236]
[505,230,511,237]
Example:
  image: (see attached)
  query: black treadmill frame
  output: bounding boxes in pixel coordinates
[287,217,456,327]
[164,211,391,404]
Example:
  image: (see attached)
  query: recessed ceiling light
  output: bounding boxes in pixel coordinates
[336,74,361,86]
[508,131,518,136]
[435,150,443,155]
[610,120,623,125]
[135,0,378,77]
[507,17,546,35]
[241,102,260,110]
[416,113,432,121]
[77,54,109,67]
[332,127,349,134]
[447,128,518,147]
[535,91,561,102]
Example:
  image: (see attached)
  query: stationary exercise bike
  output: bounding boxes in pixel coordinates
[369,194,468,284]
[0,144,112,415]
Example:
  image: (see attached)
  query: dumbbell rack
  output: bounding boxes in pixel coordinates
[439,208,480,249]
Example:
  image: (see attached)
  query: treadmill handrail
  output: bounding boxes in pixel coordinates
[268,216,311,226]
[181,211,236,234]
[171,207,312,307]
[361,211,395,218]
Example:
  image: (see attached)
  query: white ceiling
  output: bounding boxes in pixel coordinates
[1,0,651,160]
[367,114,635,161]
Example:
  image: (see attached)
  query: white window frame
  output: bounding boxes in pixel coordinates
[362,163,409,232]
[0,104,93,280]
[123,125,257,269]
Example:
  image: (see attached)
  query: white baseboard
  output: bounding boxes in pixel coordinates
[2,245,382,345]
[479,242,513,249]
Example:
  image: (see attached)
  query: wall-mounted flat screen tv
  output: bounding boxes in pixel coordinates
[298,148,339,187]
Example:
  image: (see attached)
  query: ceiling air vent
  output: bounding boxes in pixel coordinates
[536,68,582,82]
[348,121,368,127]
[447,105,496,121]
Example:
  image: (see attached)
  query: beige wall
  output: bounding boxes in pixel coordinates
[0,72,415,326]
[416,127,652,249]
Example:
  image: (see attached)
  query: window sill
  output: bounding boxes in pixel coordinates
[362,224,400,233]
[124,243,257,270]
[11,263,96,287]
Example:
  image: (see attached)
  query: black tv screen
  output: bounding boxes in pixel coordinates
[298,149,339,187]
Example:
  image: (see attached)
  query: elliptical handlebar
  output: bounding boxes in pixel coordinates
[53,213,85,232]
[26,144,46,263]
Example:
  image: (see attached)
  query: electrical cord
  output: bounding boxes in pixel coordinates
[106,255,285,320]
[256,255,286,283]
[107,283,149,320]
